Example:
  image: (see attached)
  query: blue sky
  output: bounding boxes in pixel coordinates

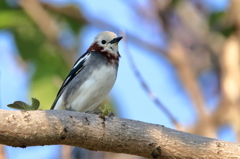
[0,0,233,158]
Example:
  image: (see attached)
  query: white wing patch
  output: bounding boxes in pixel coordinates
[62,76,70,87]
[60,52,91,93]
[73,53,90,69]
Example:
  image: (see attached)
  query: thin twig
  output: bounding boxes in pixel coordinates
[0,145,6,159]
[122,32,181,129]
[168,42,208,119]
[61,145,72,159]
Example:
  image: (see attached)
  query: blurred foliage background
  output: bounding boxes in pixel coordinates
[0,0,84,108]
[1,0,240,159]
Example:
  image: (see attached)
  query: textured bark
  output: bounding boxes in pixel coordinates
[0,109,240,159]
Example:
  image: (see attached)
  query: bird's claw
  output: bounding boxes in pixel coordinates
[66,107,77,111]
[107,112,114,118]
[85,110,102,115]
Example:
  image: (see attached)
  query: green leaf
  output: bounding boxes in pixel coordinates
[31,98,40,110]
[0,0,10,9]
[7,101,32,111]
[99,104,112,117]
[209,11,225,27]
[7,98,41,111]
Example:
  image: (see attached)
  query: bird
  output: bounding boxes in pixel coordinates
[50,31,122,112]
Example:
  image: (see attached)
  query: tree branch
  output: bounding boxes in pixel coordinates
[0,109,239,158]
[122,33,182,130]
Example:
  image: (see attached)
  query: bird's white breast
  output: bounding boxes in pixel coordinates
[68,64,117,112]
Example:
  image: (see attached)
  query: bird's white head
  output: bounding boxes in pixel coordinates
[87,31,122,61]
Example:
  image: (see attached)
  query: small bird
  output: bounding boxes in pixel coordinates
[51,31,122,112]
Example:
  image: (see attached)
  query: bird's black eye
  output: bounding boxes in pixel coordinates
[101,40,106,44]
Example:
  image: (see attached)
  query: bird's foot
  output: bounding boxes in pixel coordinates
[107,112,114,118]
[85,110,114,118]
[66,107,77,111]
[85,110,102,115]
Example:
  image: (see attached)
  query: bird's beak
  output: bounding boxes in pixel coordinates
[108,37,123,44]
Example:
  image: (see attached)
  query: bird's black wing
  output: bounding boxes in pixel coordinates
[50,52,91,109]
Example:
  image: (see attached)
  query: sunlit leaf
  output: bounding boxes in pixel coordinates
[8,101,32,111]
[31,98,40,110]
